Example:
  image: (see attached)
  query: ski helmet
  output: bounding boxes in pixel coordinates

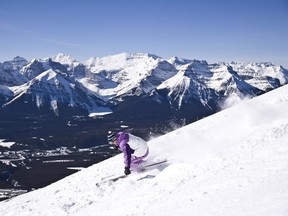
[107,131,116,144]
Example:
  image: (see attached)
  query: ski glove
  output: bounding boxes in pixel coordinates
[124,167,131,175]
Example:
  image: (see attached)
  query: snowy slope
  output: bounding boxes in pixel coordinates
[1,84,288,215]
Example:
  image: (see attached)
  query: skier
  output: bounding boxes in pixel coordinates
[107,131,149,175]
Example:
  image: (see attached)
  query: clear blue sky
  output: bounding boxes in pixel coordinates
[1,0,288,67]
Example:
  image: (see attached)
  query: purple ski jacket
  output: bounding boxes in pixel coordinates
[115,132,148,168]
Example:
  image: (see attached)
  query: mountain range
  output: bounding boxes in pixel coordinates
[1,53,288,122]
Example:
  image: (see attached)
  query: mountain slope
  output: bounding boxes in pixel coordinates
[1,84,288,216]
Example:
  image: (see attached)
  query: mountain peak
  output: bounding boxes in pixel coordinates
[168,56,208,66]
[83,52,162,73]
[12,56,27,63]
[168,56,193,65]
[51,53,78,66]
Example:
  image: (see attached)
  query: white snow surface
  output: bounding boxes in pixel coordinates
[1,85,288,216]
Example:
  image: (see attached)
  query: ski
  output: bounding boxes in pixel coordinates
[110,174,127,182]
[137,174,156,181]
[96,174,127,186]
[144,159,168,168]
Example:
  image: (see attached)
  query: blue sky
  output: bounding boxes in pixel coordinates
[1,0,287,67]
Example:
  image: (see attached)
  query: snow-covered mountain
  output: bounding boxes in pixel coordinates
[0,56,28,87]
[0,53,287,119]
[82,53,177,99]
[0,56,109,116]
[1,83,288,216]
[3,69,109,116]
